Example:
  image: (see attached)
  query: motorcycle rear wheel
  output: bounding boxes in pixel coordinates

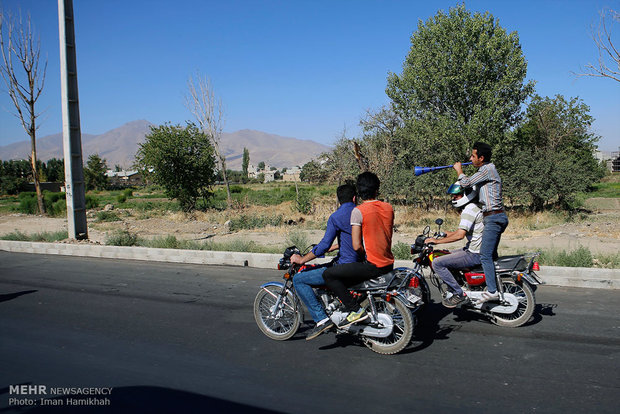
[364,297,414,355]
[492,279,535,328]
[254,286,301,340]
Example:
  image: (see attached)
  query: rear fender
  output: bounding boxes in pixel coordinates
[504,271,542,288]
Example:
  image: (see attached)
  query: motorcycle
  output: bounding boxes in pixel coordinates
[253,246,429,355]
[410,218,543,327]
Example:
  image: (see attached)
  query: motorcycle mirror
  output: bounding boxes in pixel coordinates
[435,218,443,226]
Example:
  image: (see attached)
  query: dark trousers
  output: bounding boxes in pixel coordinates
[323,262,393,311]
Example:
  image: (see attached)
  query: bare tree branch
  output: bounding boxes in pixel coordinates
[575,8,620,83]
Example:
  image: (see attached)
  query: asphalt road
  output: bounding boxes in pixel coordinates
[1,251,618,413]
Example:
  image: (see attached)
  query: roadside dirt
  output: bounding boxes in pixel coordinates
[1,200,619,255]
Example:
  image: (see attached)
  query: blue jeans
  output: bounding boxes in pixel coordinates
[480,212,509,293]
[293,266,329,323]
[433,249,481,295]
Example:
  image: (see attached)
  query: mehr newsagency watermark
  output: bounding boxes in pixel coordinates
[8,384,113,407]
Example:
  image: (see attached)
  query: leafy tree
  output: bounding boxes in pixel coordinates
[45,158,65,182]
[258,161,265,170]
[84,154,108,191]
[135,123,216,212]
[242,147,250,177]
[0,159,31,194]
[498,95,605,211]
[383,4,534,207]
[300,160,328,182]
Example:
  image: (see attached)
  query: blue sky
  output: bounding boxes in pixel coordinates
[1,0,619,151]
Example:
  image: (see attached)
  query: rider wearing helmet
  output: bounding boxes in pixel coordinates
[424,181,484,308]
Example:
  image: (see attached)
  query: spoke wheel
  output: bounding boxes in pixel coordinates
[492,279,535,327]
[254,285,301,340]
[364,297,413,355]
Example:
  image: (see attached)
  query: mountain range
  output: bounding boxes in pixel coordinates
[0,120,332,169]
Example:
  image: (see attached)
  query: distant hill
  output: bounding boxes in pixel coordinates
[0,120,332,169]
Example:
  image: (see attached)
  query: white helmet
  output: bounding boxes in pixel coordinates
[447,181,478,208]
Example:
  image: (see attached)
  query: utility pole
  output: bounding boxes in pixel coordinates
[58,0,88,239]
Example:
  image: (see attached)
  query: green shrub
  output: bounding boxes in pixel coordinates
[201,239,278,253]
[393,242,412,260]
[18,191,36,200]
[539,246,593,267]
[86,195,99,209]
[286,230,310,252]
[116,194,127,203]
[0,230,66,242]
[295,192,314,214]
[105,230,140,246]
[122,188,133,198]
[594,252,620,268]
[0,230,30,241]
[96,211,121,222]
[145,235,181,249]
[42,191,67,217]
[48,199,67,217]
[16,194,37,214]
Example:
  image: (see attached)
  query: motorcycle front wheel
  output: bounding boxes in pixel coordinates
[364,297,414,355]
[492,279,535,328]
[254,285,301,340]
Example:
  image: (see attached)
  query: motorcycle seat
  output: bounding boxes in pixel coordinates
[349,270,397,291]
[466,255,526,273]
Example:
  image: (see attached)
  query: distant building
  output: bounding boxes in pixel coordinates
[594,149,618,173]
[248,164,276,182]
[281,166,301,182]
[105,170,143,187]
[611,148,620,173]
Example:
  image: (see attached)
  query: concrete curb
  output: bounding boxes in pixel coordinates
[2,240,619,290]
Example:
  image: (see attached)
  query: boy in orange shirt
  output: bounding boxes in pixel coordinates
[322,172,394,329]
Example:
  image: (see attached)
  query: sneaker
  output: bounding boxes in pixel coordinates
[443,293,468,308]
[477,290,499,304]
[337,308,369,328]
[305,320,335,340]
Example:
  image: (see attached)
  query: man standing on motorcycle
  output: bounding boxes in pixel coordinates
[453,142,508,303]
[425,182,483,308]
[290,183,361,340]
[322,172,395,329]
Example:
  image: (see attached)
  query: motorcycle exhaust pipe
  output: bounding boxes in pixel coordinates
[414,162,472,176]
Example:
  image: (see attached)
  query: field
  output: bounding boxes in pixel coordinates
[1,176,619,268]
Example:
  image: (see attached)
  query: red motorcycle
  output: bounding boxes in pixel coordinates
[410,219,542,327]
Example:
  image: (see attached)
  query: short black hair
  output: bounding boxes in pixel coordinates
[473,142,492,162]
[356,172,380,200]
[336,183,356,204]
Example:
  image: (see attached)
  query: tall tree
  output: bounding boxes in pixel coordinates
[0,11,47,213]
[135,123,216,212]
[384,4,534,206]
[84,154,108,191]
[242,147,250,177]
[186,73,232,205]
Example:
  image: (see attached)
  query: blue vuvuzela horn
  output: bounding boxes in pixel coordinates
[414,162,472,176]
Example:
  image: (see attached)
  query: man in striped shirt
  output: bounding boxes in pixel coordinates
[454,142,508,303]
[425,182,483,308]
